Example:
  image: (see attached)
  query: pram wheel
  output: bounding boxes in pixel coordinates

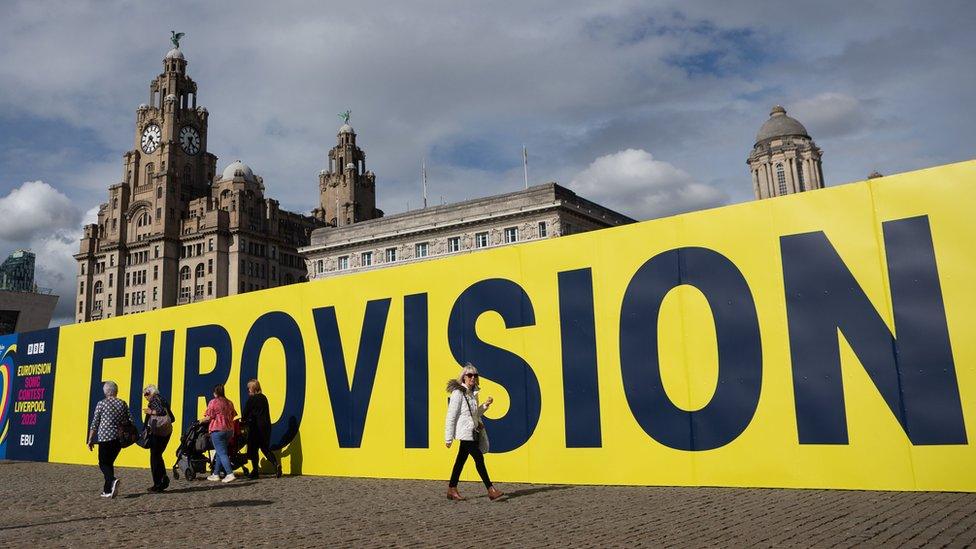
[172,465,180,480]
[185,466,196,481]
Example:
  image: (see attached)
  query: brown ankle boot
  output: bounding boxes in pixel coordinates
[447,487,463,500]
[488,486,504,500]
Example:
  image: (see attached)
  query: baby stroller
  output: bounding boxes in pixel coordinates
[173,418,250,481]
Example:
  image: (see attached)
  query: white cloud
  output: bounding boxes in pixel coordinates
[0,181,81,242]
[0,181,87,325]
[569,149,727,220]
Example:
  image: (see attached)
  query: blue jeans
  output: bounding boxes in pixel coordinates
[211,430,233,476]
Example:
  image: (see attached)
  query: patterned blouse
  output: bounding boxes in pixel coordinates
[89,397,133,443]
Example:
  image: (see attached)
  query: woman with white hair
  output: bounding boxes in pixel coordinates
[87,380,134,498]
[142,384,174,492]
[444,364,503,501]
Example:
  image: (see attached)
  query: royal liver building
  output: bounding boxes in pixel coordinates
[74,36,322,322]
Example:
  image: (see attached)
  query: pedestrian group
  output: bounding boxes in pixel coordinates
[87,364,504,501]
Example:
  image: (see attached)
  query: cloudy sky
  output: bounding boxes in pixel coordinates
[1,0,974,324]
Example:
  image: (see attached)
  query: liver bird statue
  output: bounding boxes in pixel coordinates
[170,31,185,49]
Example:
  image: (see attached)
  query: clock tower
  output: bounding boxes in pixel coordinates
[125,43,217,236]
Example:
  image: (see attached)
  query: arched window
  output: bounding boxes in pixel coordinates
[146,163,155,184]
[776,163,787,195]
[94,281,103,294]
[195,263,205,279]
[180,266,191,281]
[796,161,805,190]
[157,186,163,199]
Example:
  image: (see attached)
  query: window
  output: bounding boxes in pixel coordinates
[180,266,191,281]
[776,163,787,195]
[361,251,372,267]
[475,232,489,248]
[208,259,213,274]
[208,238,214,252]
[448,237,460,253]
[79,301,83,314]
[504,227,518,244]
[154,245,159,259]
[385,248,397,262]
[337,256,349,271]
[538,221,547,237]
[107,294,112,307]
[125,273,130,287]
[157,186,163,199]
[208,281,213,295]
[195,263,205,279]
[153,265,158,280]
[80,281,85,294]
[316,260,324,274]
[796,161,805,190]
[152,287,158,301]
[415,242,428,258]
[179,286,190,300]
[124,293,129,307]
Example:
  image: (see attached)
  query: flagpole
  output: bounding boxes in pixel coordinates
[422,158,428,208]
[522,145,528,190]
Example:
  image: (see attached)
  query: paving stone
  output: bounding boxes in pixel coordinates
[0,461,974,547]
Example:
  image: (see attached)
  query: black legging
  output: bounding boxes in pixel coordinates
[448,440,492,488]
[149,434,171,487]
[98,440,122,493]
[247,431,279,473]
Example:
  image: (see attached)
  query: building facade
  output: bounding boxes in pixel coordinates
[748,105,825,199]
[0,250,37,293]
[312,122,384,226]
[74,43,322,322]
[301,167,634,279]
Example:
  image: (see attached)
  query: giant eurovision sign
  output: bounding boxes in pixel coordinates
[14,160,976,490]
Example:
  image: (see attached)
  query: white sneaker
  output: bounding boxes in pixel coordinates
[110,479,120,498]
[206,474,220,481]
[100,492,111,498]
[221,473,236,483]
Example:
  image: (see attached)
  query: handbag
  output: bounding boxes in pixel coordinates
[463,393,483,444]
[118,415,140,448]
[135,414,153,449]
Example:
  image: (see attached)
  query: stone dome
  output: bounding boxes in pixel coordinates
[138,103,149,110]
[222,160,256,183]
[755,105,809,144]
[338,123,354,134]
[165,48,185,60]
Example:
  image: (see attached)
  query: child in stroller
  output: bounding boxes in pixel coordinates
[173,418,250,481]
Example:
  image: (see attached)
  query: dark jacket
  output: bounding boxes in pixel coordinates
[242,393,272,445]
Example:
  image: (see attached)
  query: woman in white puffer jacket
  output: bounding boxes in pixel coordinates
[444,364,503,501]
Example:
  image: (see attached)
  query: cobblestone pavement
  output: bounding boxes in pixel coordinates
[1,461,975,548]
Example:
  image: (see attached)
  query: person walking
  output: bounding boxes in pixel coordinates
[444,364,503,501]
[87,380,134,498]
[202,384,238,483]
[242,379,282,479]
[142,384,174,492]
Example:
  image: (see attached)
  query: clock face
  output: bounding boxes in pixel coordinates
[141,124,161,154]
[179,126,201,155]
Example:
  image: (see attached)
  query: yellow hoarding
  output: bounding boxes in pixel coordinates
[26,160,976,490]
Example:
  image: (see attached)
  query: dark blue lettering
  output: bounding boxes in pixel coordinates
[619,247,762,451]
[404,293,429,448]
[240,312,306,449]
[781,215,966,445]
[558,268,602,448]
[447,278,541,453]
[88,337,125,428]
[312,299,392,448]
[183,324,233,425]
